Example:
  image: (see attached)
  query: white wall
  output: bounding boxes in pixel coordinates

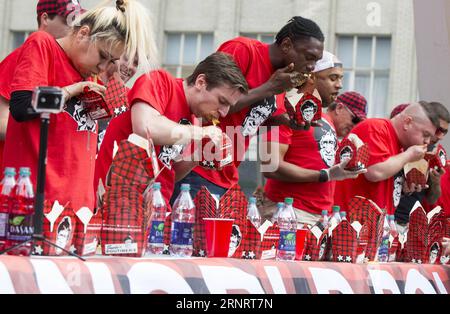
[414,0,450,151]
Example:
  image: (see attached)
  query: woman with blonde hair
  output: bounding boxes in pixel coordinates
[1,0,158,212]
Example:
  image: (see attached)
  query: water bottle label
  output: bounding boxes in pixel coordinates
[0,213,8,238]
[278,230,296,252]
[149,220,165,244]
[7,214,34,241]
[171,222,193,246]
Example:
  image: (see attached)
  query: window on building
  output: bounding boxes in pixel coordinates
[163,33,214,78]
[11,31,32,50]
[240,33,275,44]
[336,35,391,117]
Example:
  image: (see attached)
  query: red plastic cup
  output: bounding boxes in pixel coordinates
[295,228,308,261]
[203,218,234,257]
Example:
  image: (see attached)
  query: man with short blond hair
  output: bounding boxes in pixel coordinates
[392,102,450,228]
[334,101,441,215]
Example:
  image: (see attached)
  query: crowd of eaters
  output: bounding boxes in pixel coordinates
[0,0,449,256]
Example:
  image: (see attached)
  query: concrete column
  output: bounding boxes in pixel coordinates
[215,0,239,49]
[0,0,12,59]
[413,0,450,151]
[388,0,417,111]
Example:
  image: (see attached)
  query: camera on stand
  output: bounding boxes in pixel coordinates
[0,86,85,260]
[31,86,65,114]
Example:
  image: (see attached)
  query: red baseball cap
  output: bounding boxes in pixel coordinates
[336,91,368,121]
[36,0,84,18]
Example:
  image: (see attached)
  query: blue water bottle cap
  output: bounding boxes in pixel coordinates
[332,205,340,212]
[153,182,161,190]
[284,197,294,205]
[248,197,256,204]
[19,167,31,177]
[322,210,328,215]
[180,183,190,191]
[4,167,16,177]
[277,202,284,209]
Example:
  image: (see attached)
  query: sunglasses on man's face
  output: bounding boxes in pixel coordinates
[436,127,448,136]
[344,105,361,124]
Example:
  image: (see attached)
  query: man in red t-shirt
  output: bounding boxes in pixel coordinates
[261,87,368,225]
[0,0,84,167]
[391,102,449,227]
[327,91,368,139]
[173,16,325,202]
[437,161,450,218]
[95,52,248,205]
[334,102,441,215]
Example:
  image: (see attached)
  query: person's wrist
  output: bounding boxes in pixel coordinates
[264,80,278,96]
[403,150,413,163]
[319,168,330,182]
[62,87,71,100]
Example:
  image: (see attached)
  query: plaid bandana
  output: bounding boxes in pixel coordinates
[37,0,84,18]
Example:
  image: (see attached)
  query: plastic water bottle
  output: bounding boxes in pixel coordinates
[0,167,16,250]
[388,215,398,238]
[271,202,284,224]
[276,197,297,261]
[388,215,398,262]
[377,215,390,262]
[147,182,167,255]
[247,197,261,229]
[319,210,329,230]
[331,206,342,225]
[327,206,342,261]
[6,167,35,256]
[170,183,195,257]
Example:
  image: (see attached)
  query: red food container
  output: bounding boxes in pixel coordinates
[72,207,102,256]
[192,185,247,258]
[348,196,385,261]
[425,144,447,171]
[80,73,129,120]
[100,134,159,258]
[335,134,370,170]
[302,225,329,261]
[199,134,233,170]
[406,202,446,264]
[36,200,77,256]
[404,159,429,187]
[295,93,322,125]
[240,219,280,260]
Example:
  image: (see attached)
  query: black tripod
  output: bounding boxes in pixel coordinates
[0,113,85,261]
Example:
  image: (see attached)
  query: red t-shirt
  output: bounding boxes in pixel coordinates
[94,70,192,205]
[0,47,22,169]
[0,48,21,100]
[264,94,338,214]
[192,37,281,189]
[2,31,98,211]
[437,162,450,218]
[334,119,403,215]
[0,140,3,169]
